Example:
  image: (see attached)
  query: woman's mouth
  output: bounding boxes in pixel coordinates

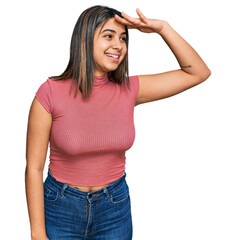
[105,53,120,63]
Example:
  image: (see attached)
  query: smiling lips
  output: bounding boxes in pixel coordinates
[105,53,120,62]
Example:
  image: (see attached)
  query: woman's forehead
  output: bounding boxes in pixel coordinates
[99,18,126,34]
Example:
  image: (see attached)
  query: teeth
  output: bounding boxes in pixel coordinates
[106,54,119,59]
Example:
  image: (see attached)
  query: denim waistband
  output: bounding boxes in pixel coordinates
[44,169,127,202]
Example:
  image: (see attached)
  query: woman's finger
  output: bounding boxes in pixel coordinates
[127,25,136,29]
[121,12,141,26]
[114,14,136,27]
[114,13,146,30]
[136,8,148,23]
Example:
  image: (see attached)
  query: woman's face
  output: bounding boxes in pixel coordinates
[93,17,127,77]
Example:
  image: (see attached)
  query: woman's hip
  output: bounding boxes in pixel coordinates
[43,169,133,239]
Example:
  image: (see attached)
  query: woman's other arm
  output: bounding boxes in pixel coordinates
[25,96,52,240]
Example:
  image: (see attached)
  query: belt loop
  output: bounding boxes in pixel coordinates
[60,183,68,198]
[103,187,111,200]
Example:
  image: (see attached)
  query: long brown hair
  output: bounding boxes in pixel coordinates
[49,5,130,99]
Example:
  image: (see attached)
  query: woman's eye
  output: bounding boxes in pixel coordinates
[104,35,126,41]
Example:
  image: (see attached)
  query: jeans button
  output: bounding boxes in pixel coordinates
[88,193,92,198]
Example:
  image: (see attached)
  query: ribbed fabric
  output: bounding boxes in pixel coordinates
[35,75,139,186]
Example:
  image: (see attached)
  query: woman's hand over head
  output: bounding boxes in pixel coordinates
[114,8,168,35]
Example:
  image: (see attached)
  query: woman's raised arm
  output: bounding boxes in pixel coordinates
[115,8,211,105]
[25,96,52,240]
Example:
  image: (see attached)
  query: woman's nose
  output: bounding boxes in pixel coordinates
[112,38,123,50]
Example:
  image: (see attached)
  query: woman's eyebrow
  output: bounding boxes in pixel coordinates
[101,29,127,35]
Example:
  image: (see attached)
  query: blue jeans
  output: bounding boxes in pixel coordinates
[44,169,133,239]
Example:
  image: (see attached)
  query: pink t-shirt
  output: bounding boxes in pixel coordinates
[35,75,139,186]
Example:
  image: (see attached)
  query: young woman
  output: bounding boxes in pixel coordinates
[25,5,211,240]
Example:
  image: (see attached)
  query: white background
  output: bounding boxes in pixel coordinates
[1,0,234,239]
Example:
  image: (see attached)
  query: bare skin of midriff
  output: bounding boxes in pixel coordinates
[68,181,116,192]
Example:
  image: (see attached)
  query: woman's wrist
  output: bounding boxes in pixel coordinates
[32,237,48,240]
[31,231,48,240]
[157,21,171,36]
[31,236,48,240]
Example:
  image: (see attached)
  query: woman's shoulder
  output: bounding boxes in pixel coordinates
[47,77,72,85]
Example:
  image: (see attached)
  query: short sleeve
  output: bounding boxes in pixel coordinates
[129,75,140,103]
[35,79,53,115]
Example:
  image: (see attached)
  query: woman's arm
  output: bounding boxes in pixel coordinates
[25,96,52,240]
[115,9,211,105]
[159,22,211,80]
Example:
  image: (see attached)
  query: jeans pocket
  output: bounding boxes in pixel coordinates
[110,181,130,204]
[44,182,59,202]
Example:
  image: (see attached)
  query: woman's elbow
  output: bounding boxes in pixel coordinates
[199,68,212,82]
